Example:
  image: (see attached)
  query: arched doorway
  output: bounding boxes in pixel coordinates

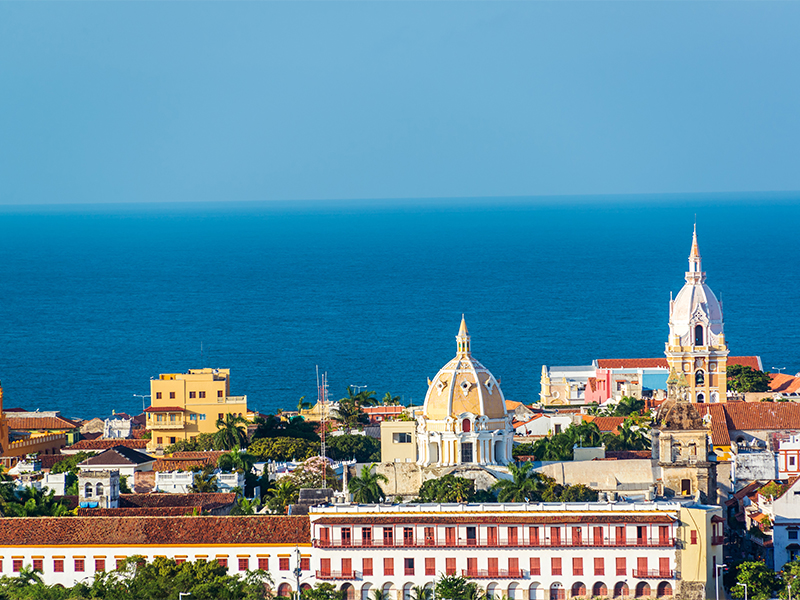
[592,582,607,597]
[383,583,396,600]
[570,582,586,597]
[342,584,356,600]
[487,583,501,599]
[402,583,414,600]
[494,441,504,464]
[529,583,541,600]
[277,583,292,599]
[360,583,373,600]
[656,582,672,597]
[549,583,564,600]
[635,582,651,598]
[508,582,521,600]
[301,584,312,596]
[613,583,629,598]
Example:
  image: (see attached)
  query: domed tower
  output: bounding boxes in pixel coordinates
[665,226,729,403]
[417,317,513,467]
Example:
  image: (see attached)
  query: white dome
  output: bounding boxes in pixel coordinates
[670,282,723,337]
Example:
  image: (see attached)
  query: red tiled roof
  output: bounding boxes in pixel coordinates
[587,378,597,392]
[588,416,626,434]
[78,507,206,517]
[7,416,80,431]
[153,458,213,472]
[597,356,762,370]
[119,493,237,509]
[604,450,652,460]
[68,439,149,451]
[721,403,800,432]
[0,516,310,546]
[39,454,68,469]
[170,451,227,462]
[313,514,675,526]
[145,406,184,413]
[770,374,800,394]
[694,404,732,446]
[363,406,403,414]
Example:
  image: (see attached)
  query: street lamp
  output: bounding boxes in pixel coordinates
[293,546,302,600]
[741,583,747,600]
[773,367,786,375]
[716,564,727,600]
[350,385,367,395]
[133,394,151,412]
[179,594,191,600]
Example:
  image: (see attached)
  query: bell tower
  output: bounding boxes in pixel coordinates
[665,227,729,403]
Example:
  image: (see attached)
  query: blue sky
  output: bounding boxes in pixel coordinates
[1,1,799,205]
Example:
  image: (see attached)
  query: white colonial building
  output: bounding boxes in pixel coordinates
[416,318,513,467]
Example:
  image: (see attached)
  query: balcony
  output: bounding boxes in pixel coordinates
[147,420,185,430]
[711,535,724,545]
[316,571,359,581]
[463,570,524,579]
[632,570,676,579]
[314,537,676,549]
[219,395,247,405]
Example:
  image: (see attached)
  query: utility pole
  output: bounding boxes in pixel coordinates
[293,546,302,600]
[716,564,727,600]
[133,394,151,413]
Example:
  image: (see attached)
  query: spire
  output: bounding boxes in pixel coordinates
[456,315,471,356]
[685,224,705,283]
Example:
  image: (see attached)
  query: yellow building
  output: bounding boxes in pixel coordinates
[146,368,248,452]
[665,226,729,403]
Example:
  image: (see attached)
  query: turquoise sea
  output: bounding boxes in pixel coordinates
[0,195,798,419]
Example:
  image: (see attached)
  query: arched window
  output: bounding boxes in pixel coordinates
[635,582,651,598]
[657,582,673,597]
[277,584,292,599]
[696,393,705,403]
[613,583,629,598]
[96,483,104,497]
[695,370,705,385]
[84,483,93,498]
[695,325,704,346]
[571,582,586,597]
[462,418,471,433]
[592,582,607,597]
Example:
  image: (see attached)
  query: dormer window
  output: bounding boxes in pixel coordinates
[485,379,495,395]
[460,380,472,395]
[462,419,471,433]
[695,325,704,346]
[436,379,448,394]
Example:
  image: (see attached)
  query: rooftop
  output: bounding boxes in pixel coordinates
[79,446,154,467]
[68,439,149,451]
[0,515,309,547]
[309,501,683,515]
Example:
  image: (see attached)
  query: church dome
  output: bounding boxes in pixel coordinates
[668,226,724,341]
[422,318,506,421]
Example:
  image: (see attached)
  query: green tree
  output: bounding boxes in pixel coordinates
[189,464,219,493]
[166,432,216,453]
[728,365,772,393]
[289,456,340,491]
[780,559,800,598]
[248,437,320,462]
[435,576,477,600]
[381,392,402,406]
[251,415,319,442]
[49,452,96,474]
[609,396,645,416]
[302,583,346,600]
[218,451,258,474]
[731,561,778,600]
[348,465,388,503]
[491,462,550,503]
[264,478,299,514]
[410,586,433,600]
[214,413,250,451]
[1,487,72,518]
[297,396,313,412]
[231,496,262,515]
[326,434,381,463]
[418,475,479,503]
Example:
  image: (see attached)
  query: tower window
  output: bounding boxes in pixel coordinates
[695,370,705,385]
[462,418,471,433]
[695,325,704,346]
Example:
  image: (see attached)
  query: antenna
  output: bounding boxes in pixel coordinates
[317,366,329,489]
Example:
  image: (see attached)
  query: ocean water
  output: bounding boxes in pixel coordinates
[0,195,798,420]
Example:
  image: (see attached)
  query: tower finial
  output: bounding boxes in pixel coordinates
[688,223,702,277]
[456,315,471,355]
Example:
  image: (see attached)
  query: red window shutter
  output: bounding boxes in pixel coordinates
[594,557,604,575]
[488,557,498,576]
[616,557,626,576]
[467,557,478,575]
[508,527,518,545]
[573,557,583,576]
[691,530,698,545]
[551,557,562,576]
[593,526,603,545]
[238,558,248,572]
[342,558,352,576]
[530,557,541,576]
[94,559,105,573]
[384,558,394,576]
[551,527,561,546]
[258,558,269,571]
[362,558,373,576]
[488,527,497,545]
[74,559,85,573]
[616,526,625,544]
[54,560,64,573]
[425,557,435,576]
[301,557,310,571]
[320,558,331,576]
[446,558,456,575]
[278,557,288,571]
[660,557,670,576]
[508,557,519,575]
[637,557,648,576]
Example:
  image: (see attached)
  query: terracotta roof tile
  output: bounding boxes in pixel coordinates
[170,451,227,461]
[597,356,762,370]
[363,406,403,414]
[153,458,214,472]
[590,417,626,433]
[721,403,800,431]
[119,493,237,509]
[7,416,80,431]
[80,446,154,467]
[694,404,731,446]
[0,516,310,546]
[69,439,149,451]
[145,406,185,413]
[604,450,652,460]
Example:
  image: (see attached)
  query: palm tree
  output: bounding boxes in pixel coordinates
[189,465,219,493]
[266,478,299,514]
[491,461,550,503]
[297,396,313,412]
[231,496,262,515]
[371,589,388,600]
[217,450,256,474]
[612,395,645,416]
[348,465,388,503]
[567,421,601,447]
[382,392,402,406]
[214,413,249,450]
[410,586,433,600]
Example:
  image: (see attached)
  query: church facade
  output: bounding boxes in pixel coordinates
[664,226,730,403]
